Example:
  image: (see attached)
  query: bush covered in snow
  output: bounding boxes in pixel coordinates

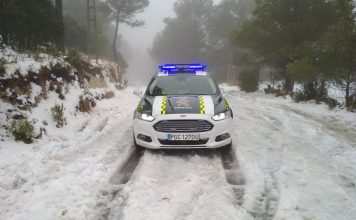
[10,117,34,144]
[51,104,67,128]
[77,95,96,113]
[264,84,287,97]
[262,82,344,110]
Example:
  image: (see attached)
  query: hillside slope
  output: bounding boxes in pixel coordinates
[0,47,126,144]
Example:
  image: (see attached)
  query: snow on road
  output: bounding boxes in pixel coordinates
[107,150,250,220]
[1,86,356,220]
[228,89,356,220]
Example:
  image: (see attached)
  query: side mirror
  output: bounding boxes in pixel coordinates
[133,88,143,97]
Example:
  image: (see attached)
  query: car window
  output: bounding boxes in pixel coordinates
[147,74,218,96]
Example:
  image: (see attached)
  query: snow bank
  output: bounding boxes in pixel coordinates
[0,47,63,79]
[0,88,138,220]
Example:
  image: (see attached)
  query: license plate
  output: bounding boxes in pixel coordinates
[167,134,200,141]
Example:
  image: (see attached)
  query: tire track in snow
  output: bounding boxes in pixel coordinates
[77,119,90,132]
[101,149,249,220]
[233,109,281,219]
[96,117,110,132]
[225,91,282,219]
[110,148,145,185]
[220,146,246,207]
[94,148,145,220]
[94,147,144,220]
[248,171,280,220]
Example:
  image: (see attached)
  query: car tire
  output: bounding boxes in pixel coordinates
[220,141,232,152]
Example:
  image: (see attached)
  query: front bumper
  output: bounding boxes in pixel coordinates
[133,114,233,149]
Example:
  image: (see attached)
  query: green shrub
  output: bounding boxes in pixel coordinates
[51,104,67,128]
[238,66,259,92]
[51,64,74,83]
[348,93,356,112]
[0,64,5,77]
[293,91,308,103]
[292,80,328,103]
[66,49,83,70]
[264,84,287,97]
[0,57,6,65]
[45,45,62,57]
[324,97,340,110]
[32,52,42,62]
[10,118,34,144]
[293,81,340,109]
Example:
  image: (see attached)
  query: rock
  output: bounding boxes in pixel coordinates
[59,93,65,100]
[12,114,25,120]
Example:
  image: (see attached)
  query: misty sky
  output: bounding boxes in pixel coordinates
[119,0,176,84]
[119,0,221,85]
[120,0,176,53]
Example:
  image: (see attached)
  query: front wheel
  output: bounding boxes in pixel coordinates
[219,141,232,153]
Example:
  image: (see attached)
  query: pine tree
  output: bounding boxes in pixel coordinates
[55,0,64,50]
[106,0,149,65]
[234,0,336,92]
[150,0,213,63]
[321,0,356,108]
[0,0,62,49]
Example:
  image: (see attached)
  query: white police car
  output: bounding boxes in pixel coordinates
[133,64,233,149]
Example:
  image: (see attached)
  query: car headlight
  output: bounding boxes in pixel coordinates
[212,110,231,121]
[137,112,155,122]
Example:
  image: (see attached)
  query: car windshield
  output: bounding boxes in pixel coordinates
[146,73,218,96]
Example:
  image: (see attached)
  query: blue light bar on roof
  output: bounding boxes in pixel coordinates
[159,64,207,72]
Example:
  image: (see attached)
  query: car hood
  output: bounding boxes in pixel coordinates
[137,95,229,117]
[151,95,215,116]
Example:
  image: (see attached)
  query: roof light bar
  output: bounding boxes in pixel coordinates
[159,64,207,72]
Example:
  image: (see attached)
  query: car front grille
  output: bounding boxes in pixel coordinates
[153,120,214,133]
[158,139,209,145]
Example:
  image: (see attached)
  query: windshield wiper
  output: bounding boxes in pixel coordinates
[166,97,175,113]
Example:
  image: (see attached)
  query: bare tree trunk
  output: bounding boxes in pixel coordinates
[345,72,351,108]
[113,15,120,64]
[284,76,294,93]
[55,0,64,51]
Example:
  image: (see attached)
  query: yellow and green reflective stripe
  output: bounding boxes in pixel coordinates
[225,100,229,110]
[199,96,205,114]
[136,101,142,112]
[161,96,167,115]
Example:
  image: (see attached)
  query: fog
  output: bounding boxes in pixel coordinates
[118,0,175,85]
[120,0,222,85]
[62,0,241,85]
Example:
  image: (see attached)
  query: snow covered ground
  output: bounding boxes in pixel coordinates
[1,86,356,220]
[0,88,138,220]
[229,89,356,220]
